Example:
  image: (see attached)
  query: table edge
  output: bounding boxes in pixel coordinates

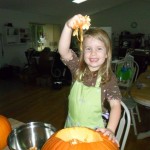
[133,98,150,107]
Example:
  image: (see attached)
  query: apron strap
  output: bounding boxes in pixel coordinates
[95,75,101,88]
[80,73,101,88]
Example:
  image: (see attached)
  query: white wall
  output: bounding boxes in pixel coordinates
[0,9,63,68]
[91,1,150,35]
[100,27,112,39]
[0,1,150,67]
[91,1,150,57]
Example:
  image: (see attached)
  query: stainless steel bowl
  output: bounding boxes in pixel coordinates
[7,122,56,150]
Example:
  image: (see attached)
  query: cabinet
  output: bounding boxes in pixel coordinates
[3,26,30,45]
[118,31,144,57]
[132,50,150,75]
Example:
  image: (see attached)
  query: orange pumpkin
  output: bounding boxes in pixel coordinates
[42,127,118,150]
[0,115,12,150]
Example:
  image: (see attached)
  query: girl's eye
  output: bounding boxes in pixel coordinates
[85,47,91,51]
[97,47,103,50]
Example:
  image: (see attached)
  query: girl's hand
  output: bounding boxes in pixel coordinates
[96,128,120,147]
[66,14,85,29]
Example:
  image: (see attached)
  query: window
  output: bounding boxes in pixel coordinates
[30,23,61,52]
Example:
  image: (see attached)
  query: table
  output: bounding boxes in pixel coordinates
[130,67,150,139]
[4,118,24,150]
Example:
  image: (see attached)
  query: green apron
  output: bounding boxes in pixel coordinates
[65,76,104,129]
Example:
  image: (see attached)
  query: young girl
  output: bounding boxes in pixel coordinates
[58,14,121,145]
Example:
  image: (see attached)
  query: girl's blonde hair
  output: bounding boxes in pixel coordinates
[75,27,112,84]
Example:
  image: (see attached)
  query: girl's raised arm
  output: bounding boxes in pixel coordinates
[58,14,84,60]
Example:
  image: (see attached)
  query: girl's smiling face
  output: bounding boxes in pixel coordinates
[83,36,107,72]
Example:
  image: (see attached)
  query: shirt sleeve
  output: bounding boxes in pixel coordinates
[104,73,122,101]
[60,50,79,76]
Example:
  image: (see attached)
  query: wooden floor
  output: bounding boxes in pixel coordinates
[0,78,150,150]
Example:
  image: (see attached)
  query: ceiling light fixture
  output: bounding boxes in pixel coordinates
[72,0,87,4]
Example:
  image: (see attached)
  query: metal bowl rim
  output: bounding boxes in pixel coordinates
[7,121,56,149]
[9,121,56,132]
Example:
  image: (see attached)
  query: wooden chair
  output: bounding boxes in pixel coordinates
[36,48,51,86]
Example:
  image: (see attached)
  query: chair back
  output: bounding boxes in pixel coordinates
[114,54,139,89]
[38,48,51,75]
[116,101,131,150]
